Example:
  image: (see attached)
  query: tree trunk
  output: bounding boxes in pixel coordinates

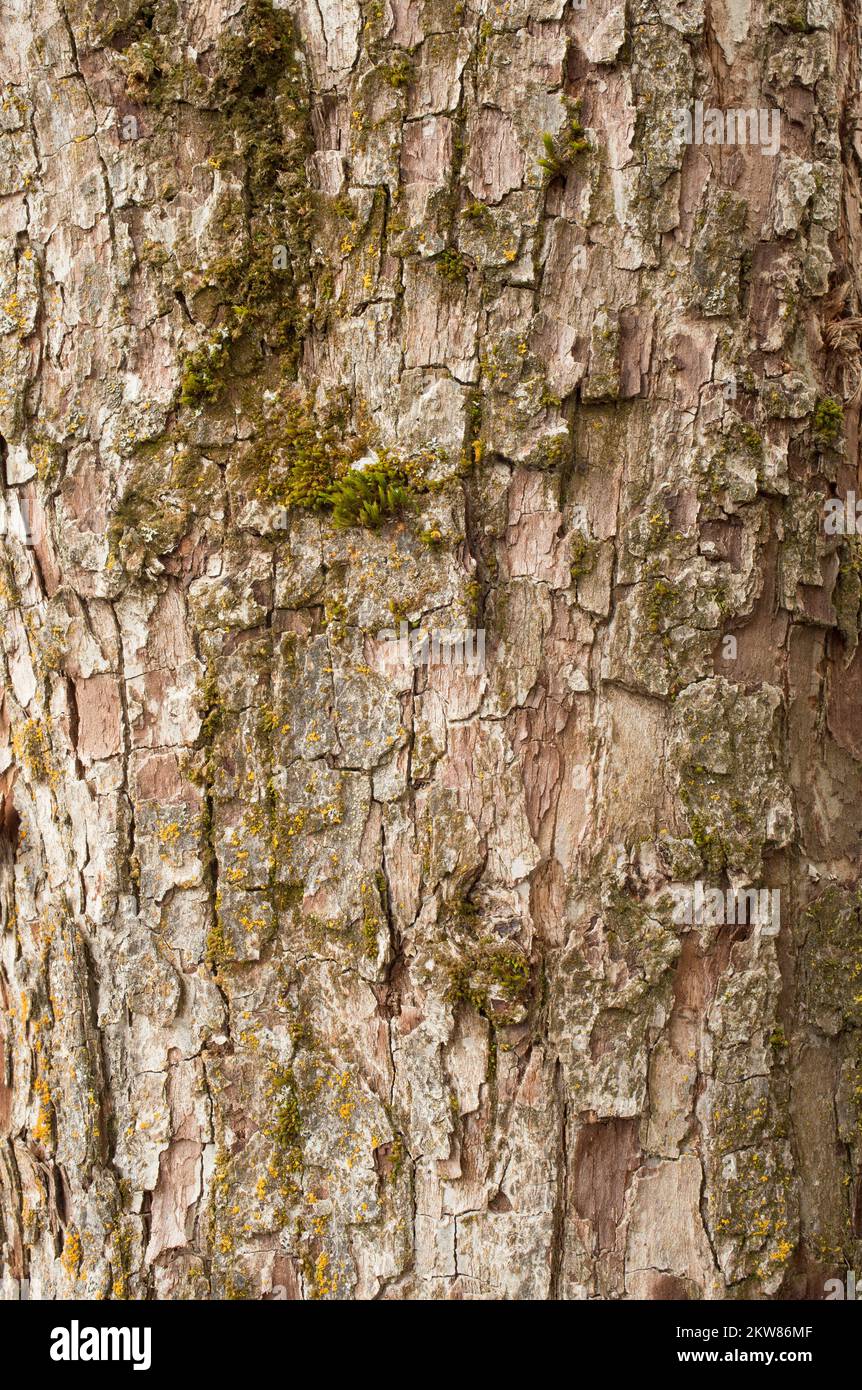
[0,0,860,1301]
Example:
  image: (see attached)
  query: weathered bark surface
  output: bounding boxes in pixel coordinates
[0,0,861,1300]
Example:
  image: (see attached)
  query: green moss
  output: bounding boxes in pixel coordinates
[687,810,726,876]
[266,1065,302,1155]
[800,886,862,1033]
[239,392,360,511]
[770,0,809,32]
[162,1,313,409]
[418,526,444,547]
[462,199,490,224]
[645,577,679,635]
[205,915,233,967]
[196,659,225,756]
[537,102,592,177]
[834,535,862,653]
[812,396,844,447]
[447,943,532,1026]
[537,132,565,177]
[769,1026,788,1050]
[437,247,467,282]
[740,425,763,454]
[328,462,410,530]
[570,531,597,583]
[382,52,413,88]
[122,39,162,102]
[179,322,240,407]
[216,0,298,96]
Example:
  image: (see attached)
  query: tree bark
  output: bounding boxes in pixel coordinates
[0,0,861,1300]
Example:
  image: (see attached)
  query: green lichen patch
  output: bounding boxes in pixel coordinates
[691,189,748,317]
[122,1,315,411]
[692,417,763,513]
[707,1124,796,1283]
[799,886,862,1036]
[670,679,792,880]
[834,535,862,658]
[547,883,680,1114]
[107,442,220,573]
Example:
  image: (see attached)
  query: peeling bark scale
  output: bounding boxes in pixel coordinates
[0,0,861,1303]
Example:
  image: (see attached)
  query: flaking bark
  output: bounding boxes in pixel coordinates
[0,0,860,1300]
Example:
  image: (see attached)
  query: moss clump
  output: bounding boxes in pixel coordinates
[268,1066,301,1152]
[437,248,467,282]
[215,0,297,96]
[179,319,243,408]
[196,659,226,756]
[771,0,809,33]
[238,387,423,527]
[538,103,592,177]
[811,396,844,447]
[114,1,313,420]
[382,52,413,88]
[122,40,162,101]
[462,199,490,224]
[240,391,361,511]
[328,462,410,530]
[686,810,726,876]
[645,577,680,635]
[167,0,313,408]
[447,944,532,1025]
[537,132,566,177]
[570,531,597,583]
[263,1062,305,1190]
[205,913,234,967]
